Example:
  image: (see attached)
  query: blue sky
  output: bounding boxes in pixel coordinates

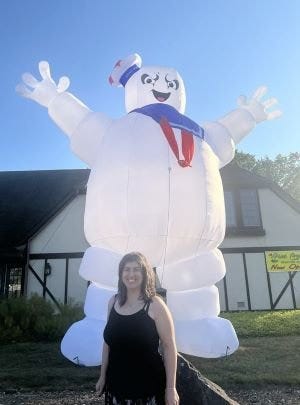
[1,0,299,170]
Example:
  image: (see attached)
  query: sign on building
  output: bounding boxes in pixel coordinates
[265,250,300,272]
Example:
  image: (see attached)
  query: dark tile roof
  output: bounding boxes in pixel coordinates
[0,169,90,248]
[0,165,299,251]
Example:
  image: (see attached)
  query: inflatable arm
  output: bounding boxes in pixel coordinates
[17,61,112,166]
[202,86,281,167]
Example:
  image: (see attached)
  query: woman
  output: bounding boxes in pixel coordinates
[96,252,179,405]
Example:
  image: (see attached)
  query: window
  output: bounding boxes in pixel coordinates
[8,267,23,297]
[224,191,237,227]
[239,189,261,227]
[0,265,23,298]
[224,189,265,236]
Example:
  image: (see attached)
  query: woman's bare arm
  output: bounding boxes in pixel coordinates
[151,296,179,404]
[96,295,115,393]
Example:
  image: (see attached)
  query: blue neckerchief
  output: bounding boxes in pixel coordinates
[130,103,204,139]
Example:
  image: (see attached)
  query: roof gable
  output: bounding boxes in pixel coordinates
[221,163,300,214]
[0,169,89,248]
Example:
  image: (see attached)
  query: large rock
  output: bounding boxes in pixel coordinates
[177,354,239,405]
[157,285,238,404]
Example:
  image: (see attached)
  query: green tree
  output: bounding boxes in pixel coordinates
[234,151,300,201]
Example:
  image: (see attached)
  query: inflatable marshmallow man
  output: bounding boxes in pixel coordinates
[17,55,281,366]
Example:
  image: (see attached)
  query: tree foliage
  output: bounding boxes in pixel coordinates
[234,151,300,201]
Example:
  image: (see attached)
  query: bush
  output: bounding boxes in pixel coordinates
[0,294,84,344]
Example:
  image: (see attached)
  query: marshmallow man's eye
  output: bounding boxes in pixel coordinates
[141,73,159,85]
[166,79,179,90]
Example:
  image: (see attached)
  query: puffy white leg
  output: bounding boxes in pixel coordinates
[167,286,220,320]
[61,248,120,366]
[160,250,238,357]
[156,248,226,291]
[79,246,123,287]
[174,316,239,358]
[84,283,117,320]
[61,317,105,366]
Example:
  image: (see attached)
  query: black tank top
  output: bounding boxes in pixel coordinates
[103,297,166,400]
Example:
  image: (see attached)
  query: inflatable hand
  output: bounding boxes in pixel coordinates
[16,61,70,107]
[237,86,282,123]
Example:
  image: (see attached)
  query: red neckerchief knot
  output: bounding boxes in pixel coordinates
[160,117,194,168]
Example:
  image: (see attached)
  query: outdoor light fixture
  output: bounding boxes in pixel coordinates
[44,262,52,277]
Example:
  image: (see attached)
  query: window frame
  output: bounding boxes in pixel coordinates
[0,264,25,298]
[225,188,265,236]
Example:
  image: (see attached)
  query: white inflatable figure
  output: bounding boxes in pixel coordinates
[17,55,281,366]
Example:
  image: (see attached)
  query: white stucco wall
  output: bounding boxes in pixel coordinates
[224,253,249,311]
[67,258,88,304]
[27,259,44,297]
[294,275,300,308]
[30,194,89,254]
[28,194,89,305]
[221,188,300,248]
[220,188,300,310]
[244,253,272,310]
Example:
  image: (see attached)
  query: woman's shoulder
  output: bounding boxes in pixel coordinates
[151,294,165,305]
[108,293,118,302]
[149,295,168,317]
[107,294,117,310]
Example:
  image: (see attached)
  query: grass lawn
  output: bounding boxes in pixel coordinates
[0,310,299,391]
[0,342,97,391]
[189,335,300,387]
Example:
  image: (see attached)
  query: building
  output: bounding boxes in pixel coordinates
[1,165,299,311]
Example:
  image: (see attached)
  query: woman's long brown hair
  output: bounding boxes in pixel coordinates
[117,252,156,306]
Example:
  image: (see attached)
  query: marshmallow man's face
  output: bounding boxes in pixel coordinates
[125,66,186,113]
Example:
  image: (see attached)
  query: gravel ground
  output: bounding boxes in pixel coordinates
[0,386,299,405]
[227,386,300,405]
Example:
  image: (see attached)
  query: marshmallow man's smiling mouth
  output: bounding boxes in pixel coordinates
[152,89,171,102]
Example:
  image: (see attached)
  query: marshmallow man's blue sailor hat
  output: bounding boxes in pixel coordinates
[109,53,142,87]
